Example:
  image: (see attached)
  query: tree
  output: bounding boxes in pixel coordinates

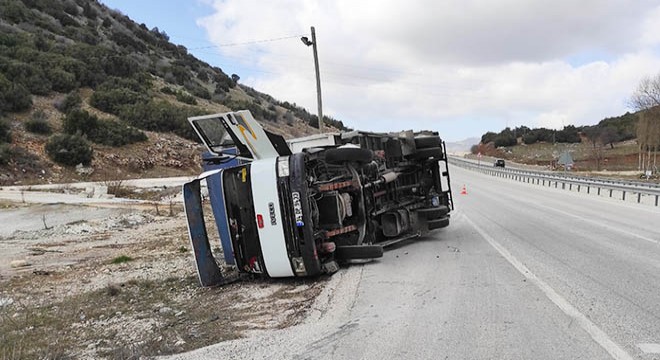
[583,126,605,170]
[629,73,660,172]
[599,126,620,149]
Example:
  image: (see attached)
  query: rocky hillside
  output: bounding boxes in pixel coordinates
[0,0,350,185]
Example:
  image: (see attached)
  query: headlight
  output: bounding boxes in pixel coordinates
[431,196,440,207]
[278,156,290,177]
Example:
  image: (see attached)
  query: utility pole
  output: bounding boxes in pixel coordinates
[301,26,323,133]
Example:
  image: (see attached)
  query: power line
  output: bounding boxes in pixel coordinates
[188,34,306,50]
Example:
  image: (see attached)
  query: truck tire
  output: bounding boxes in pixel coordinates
[417,205,449,220]
[414,135,441,149]
[428,217,450,230]
[335,244,384,260]
[407,146,443,160]
[325,147,373,165]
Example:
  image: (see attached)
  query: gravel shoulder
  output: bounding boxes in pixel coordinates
[0,190,328,359]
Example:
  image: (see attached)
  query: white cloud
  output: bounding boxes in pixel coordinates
[198,0,660,141]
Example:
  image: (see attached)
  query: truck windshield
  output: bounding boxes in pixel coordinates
[222,164,263,272]
[191,117,234,153]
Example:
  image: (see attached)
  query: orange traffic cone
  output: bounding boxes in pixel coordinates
[460,184,467,195]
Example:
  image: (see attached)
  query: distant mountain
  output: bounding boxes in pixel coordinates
[445,137,479,154]
[0,0,349,185]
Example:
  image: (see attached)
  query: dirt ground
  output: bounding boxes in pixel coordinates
[0,196,327,359]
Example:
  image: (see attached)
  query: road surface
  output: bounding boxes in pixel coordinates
[167,164,660,360]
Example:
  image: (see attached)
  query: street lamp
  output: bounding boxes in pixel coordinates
[301,26,323,133]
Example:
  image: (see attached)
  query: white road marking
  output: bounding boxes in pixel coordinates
[463,215,634,360]
[638,343,660,354]
[517,195,659,245]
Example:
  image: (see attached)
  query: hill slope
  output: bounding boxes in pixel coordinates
[0,0,348,185]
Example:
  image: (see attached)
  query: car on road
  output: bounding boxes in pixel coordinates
[494,159,505,168]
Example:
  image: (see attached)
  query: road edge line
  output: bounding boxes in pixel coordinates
[463,215,634,360]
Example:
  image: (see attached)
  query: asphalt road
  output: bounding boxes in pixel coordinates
[168,164,660,360]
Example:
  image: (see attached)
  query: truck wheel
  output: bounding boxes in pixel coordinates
[335,245,384,260]
[414,135,441,149]
[325,148,373,165]
[417,205,449,220]
[428,217,450,230]
[407,146,443,160]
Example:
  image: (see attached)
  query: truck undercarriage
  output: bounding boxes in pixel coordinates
[183,111,453,286]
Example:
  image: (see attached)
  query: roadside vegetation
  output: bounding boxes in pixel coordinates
[473,73,660,174]
[0,0,348,184]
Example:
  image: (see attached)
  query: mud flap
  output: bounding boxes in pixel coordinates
[183,177,225,287]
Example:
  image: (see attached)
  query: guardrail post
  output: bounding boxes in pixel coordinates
[622,191,626,201]
[656,195,659,207]
[569,183,572,191]
[587,186,590,194]
[609,189,612,197]
[598,187,601,195]
[638,193,641,203]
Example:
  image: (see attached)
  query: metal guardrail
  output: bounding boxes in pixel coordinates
[450,157,660,207]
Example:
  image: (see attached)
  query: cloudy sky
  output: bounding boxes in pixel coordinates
[102,0,660,141]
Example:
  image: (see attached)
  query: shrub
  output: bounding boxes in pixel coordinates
[89,88,145,114]
[96,120,148,146]
[55,91,82,113]
[175,91,197,105]
[45,133,93,166]
[63,109,146,146]
[160,86,175,95]
[119,100,203,140]
[0,118,11,143]
[522,132,538,145]
[63,109,98,135]
[0,76,32,112]
[0,144,11,165]
[25,110,52,134]
[46,68,77,93]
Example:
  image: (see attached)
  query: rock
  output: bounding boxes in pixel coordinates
[159,306,173,314]
[75,163,94,176]
[174,339,186,346]
[10,260,30,268]
[0,297,14,307]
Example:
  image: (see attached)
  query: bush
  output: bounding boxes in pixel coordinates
[522,132,538,145]
[63,109,98,134]
[160,86,176,95]
[96,120,148,146]
[63,109,147,146]
[55,91,82,113]
[0,118,11,143]
[175,91,197,105]
[90,88,145,114]
[0,144,11,165]
[46,68,77,93]
[45,133,93,166]
[25,111,52,134]
[0,75,32,112]
[119,100,203,140]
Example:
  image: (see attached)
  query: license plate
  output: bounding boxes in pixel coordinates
[291,192,304,227]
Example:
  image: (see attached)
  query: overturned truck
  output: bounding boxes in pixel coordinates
[183,111,453,286]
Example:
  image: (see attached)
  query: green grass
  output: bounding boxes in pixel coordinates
[110,255,133,264]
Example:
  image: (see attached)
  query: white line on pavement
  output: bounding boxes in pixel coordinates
[528,201,659,245]
[463,215,634,360]
[638,343,660,354]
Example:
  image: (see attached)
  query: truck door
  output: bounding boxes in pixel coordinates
[188,111,291,160]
